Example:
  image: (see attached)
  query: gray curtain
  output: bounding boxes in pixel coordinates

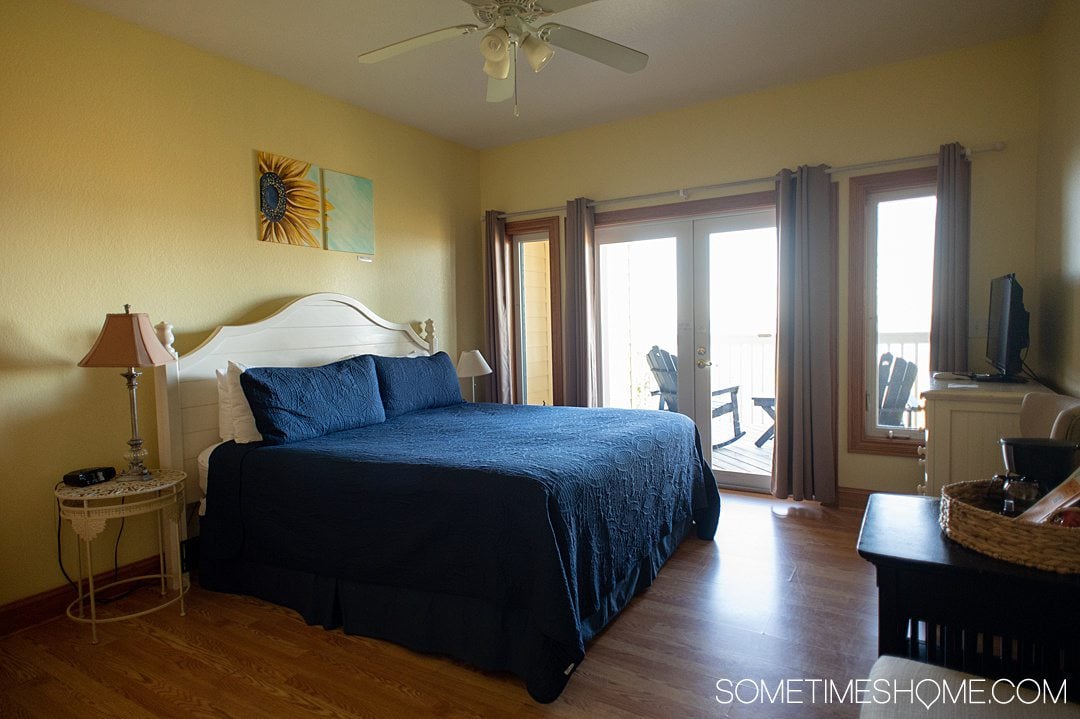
[483,210,513,403]
[563,198,599,407]
[929,142,971,373]
[772,166,839,504]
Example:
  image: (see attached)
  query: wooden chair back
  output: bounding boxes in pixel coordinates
[879,352,917,426]
[646,345,679,412]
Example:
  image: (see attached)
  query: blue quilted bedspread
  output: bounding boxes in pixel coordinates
[200,403,720,702]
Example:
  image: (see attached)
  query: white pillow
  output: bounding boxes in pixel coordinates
[226,361,264,444]
[215,369,235,441]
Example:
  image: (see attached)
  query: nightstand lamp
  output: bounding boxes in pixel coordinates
[456,349,492,403]
[79,305,175,480]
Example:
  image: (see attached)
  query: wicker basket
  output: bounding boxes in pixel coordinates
[939,479,1080,574]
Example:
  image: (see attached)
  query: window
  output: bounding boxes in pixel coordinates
[507,217,563,405]
[848,167,937,456]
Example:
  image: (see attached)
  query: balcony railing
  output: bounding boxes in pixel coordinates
[710,333,775,426]
[711,330,930,430]
[876,331,931,430]
[632,330,931,430]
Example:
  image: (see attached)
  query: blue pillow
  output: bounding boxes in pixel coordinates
[239,354,385,445]
[373,352,464,418]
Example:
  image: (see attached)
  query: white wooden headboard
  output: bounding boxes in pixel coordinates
[153,293,436,500]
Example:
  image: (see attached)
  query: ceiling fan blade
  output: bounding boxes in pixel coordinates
[535,0,599,13]
[539,23,648,73]
[486,51,515,103]
[358,24,480,64]
[461,0,596,13]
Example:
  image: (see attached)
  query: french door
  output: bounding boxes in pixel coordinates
[597,207,776,491]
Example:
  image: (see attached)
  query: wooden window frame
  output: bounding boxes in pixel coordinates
[847,166,937,457]
[506,216,564,406]
[594,192,776,228]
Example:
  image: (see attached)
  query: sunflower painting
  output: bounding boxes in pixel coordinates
[256,151,327,247]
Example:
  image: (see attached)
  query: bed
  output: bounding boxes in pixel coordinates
[154,293,720,702]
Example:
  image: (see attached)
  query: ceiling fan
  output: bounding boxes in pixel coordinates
[358,0,648,110]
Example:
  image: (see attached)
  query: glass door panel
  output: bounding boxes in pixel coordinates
[597,222,683,410]
[516,234,555,405]
[872,194,935,433]
[695,212,776,492]
[507,216,563,406]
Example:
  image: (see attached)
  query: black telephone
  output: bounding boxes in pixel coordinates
[63,466,116,486]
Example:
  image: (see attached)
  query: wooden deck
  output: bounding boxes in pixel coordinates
[711,420,774,476]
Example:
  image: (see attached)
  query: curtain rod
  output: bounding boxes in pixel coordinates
[826,141,1005,176]
[496,141,1006,220]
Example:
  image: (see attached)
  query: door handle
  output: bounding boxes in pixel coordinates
[697,359,712,368]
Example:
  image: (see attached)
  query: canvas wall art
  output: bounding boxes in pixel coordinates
[256,150,325,248]
[322,169,375,255]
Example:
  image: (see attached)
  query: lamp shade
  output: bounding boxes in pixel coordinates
[480,27,511,79]
[480,28,510,61]
[483,55,511,80]
[79,308,175,368]
[457,349,493,379]
[521,34,554,73]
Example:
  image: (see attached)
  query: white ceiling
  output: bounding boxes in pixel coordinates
[73,0,1049,150]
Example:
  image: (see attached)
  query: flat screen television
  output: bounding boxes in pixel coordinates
[975,273,1029,382]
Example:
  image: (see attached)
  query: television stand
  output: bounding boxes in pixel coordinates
[969,373,1027,383]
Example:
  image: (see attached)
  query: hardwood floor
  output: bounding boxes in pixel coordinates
[0,491,879,718]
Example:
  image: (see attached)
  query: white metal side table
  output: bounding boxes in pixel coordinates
[54,469,187,643]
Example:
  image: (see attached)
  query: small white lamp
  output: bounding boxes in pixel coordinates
[457,349,493,402]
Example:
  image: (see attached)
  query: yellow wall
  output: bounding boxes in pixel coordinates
[1036,0,1080,396]
[481,36,1042,496]
[0,0,481,605]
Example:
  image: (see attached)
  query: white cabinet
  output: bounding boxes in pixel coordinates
[921,380,1047,496]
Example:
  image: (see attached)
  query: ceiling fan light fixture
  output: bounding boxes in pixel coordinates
[483,55,511,80]
[480,27,511,61]
[521,34,554,73]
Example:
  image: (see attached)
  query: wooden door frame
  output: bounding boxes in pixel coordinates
[506,216,564,406]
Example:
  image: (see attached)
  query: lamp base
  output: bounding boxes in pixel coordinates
[116,368,153,481]
[116,466,153,482]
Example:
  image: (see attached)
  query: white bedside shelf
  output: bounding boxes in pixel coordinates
[54,469,187,643]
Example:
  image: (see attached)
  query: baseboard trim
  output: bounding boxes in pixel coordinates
[0,556,160,638]
[837,486,874,511]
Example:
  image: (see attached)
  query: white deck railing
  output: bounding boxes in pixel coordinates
[710,333,775,426]
[710,330,930,429]
[629,330,931,430]
[875,331,931,429]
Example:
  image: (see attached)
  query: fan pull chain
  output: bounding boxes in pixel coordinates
[513,45,520,118]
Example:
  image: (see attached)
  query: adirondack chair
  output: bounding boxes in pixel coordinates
[878,352,918,427]
[645,345,746,448]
